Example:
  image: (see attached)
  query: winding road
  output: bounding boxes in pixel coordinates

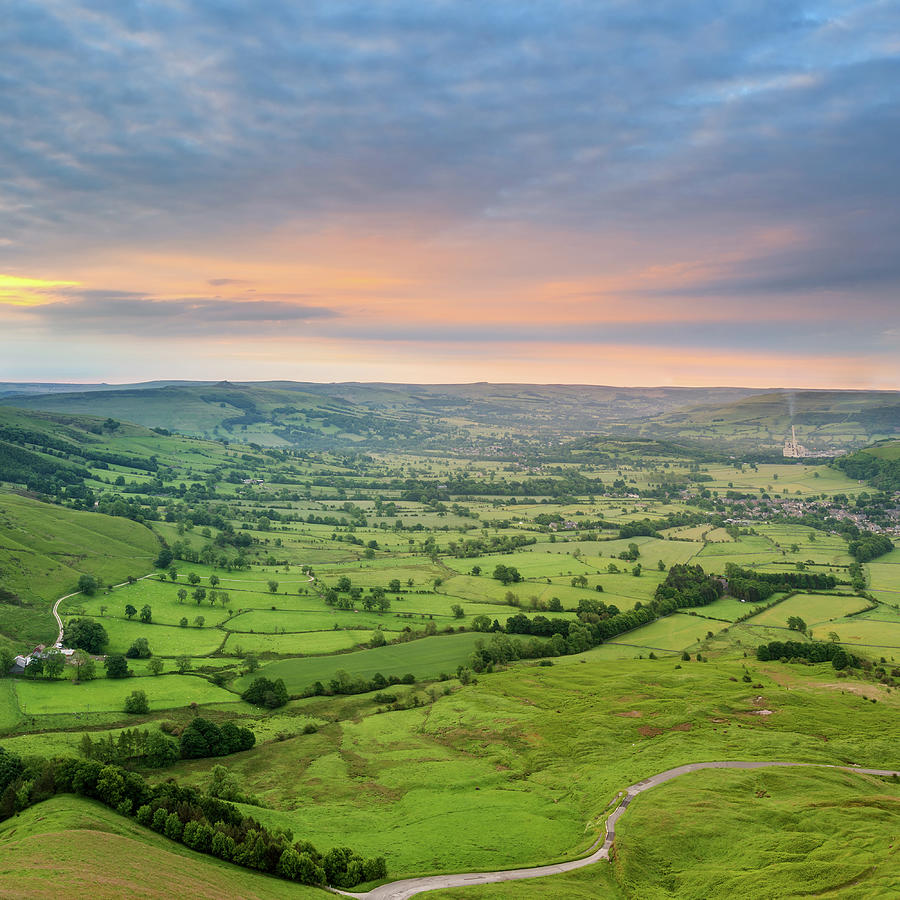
[337,760,900,900]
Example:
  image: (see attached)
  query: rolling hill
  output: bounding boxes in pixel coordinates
[0,795,319,900]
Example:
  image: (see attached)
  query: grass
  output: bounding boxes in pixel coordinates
[234,631,485,693]
[222,629,375,656]
[614,766,900,899]
[607,613,719,652]
[0,679,22,732]
[0,795,320,899]
[746,593,870,628]
[810,618,900,650]
[0,493,158,648]
[13,673,234,716]
[66,616,227,657]
[164,648,900,879]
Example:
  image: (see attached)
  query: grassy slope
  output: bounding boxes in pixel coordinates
[427,767,900,899]
[0,493,159,649]
[613,765,900,899]
[159,647,900,878]
[0,795,320,899]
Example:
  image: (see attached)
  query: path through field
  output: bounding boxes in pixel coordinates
[338,760,900,900]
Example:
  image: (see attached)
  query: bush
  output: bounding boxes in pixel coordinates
[125,637,151,659]
[124,690,149,714]
[241,676,289,709]
[104,654,130,679]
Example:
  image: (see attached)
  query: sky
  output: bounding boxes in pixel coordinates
[1,1,898,388]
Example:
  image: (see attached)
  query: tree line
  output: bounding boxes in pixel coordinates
[0,749,384,889]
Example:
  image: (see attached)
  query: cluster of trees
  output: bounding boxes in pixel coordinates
[848,533,894,562]
[492,564,522,585]
[241,676,289,708]
[303,669,417,698]
[654,564,724,608]
[323,577,392,612]
[180,718,256,759]
[446,534,535,558]
[80,728,180,767]
[723,564,838,603]
[833,447,900,492]
[0,751,384,888]
[64,618,109,654]
[756,640,858,669]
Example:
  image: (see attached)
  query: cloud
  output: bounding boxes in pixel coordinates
[17,290,338,337]
[0,1,897,383]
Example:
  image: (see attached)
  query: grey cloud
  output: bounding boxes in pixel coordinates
[1,1,898,316]
[22,290,338,337]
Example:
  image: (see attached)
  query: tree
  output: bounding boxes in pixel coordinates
[77,574,98,595]
[451,604,465,619]
[179,617,189,627]
[124,604,137,620]
[267,580,279,594]
[241,676,288,708]
[175,655,191,674]
[105,654,130,679]
[124,690,149,714]
[493,564,521,585]
[177,589,187,603]
[64,618,109,654]
[194,615,205,628]
[245,652,259,673]
[787,616,807,633]
[148,657,164,676]
[145,730,179,767]
[188,572,201,585]
[192,587,206,604]
[209,574,220,588]
[44,650,65,679]
[70,649,94,682]
[125,637,151,659]
[139,604,152,624]
[388,579,401,593]
[154,548,173,569]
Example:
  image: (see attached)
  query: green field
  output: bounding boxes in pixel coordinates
[811,617,900,650]
[235,631,485,694]
[746,593,870,628]
[14,673,234,716]
[607,613,717,652]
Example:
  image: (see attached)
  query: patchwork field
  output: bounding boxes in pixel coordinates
[745,593,871,628]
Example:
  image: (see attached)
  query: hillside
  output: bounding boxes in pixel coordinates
[0,795,319,899]
[5,381,765,448]
[0,494,159,650]
[833,440,900,491]
[631,390,900,454]
[7,381,898,454]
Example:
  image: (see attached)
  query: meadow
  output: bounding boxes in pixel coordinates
[0,400,898,898]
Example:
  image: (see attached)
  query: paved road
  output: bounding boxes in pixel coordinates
[336,760,900,900]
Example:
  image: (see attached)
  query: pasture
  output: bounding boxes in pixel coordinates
[746,593,870,628]
[235,631,485,693]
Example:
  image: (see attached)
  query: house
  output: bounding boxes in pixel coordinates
[10,655,30,675]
